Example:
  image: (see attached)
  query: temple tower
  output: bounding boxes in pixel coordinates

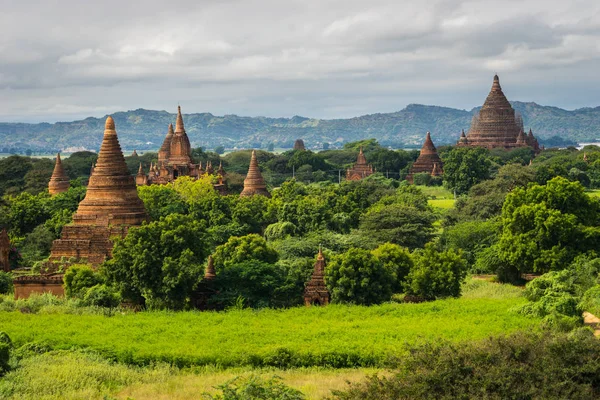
[407,132,443,183]
[0,229,10,272]
[169,106,192,167]
[458,75,539,152]
[204,255,216,281]
[158,123,174,165]
[304,248,330,306]
[48,153,70,195]
[240,150,270,197]
[346,147,374,180]
[293,139,306,151]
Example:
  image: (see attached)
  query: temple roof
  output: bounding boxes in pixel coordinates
[240,150,270,197]
[356,147,368,165]
[48,153,70,195]
[482,74,512,111]
[169,106,192,164]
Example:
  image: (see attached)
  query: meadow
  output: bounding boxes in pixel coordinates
[0,280,535,369]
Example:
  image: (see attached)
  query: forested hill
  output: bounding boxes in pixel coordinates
[1,102,598,153]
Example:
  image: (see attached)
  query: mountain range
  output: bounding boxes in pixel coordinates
[1,101,599,153]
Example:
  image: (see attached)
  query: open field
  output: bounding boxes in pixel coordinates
[0,281,535,369]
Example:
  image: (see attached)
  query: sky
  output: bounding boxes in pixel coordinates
[1,0,599,123]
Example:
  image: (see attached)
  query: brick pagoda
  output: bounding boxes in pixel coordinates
[304,248,330,306]
[457,75,540,152]
[346,147,373,180]
[407,132,443,183]
[293,139,306,151]
[48,153,70,195]
[240,150,270,197]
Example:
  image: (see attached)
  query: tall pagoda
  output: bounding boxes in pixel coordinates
[457,75,540,152]
[48,153,70,195]
[407,132,443,183]
[14,117,148,298]
[240,150,270,197]
[304,248,330,306]
[346,147,374,180]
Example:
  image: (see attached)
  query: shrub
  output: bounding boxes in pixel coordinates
[371,243,413,292]
[0,272,13,295]
[404,243,467,300]
[82,285,121,308]
[205,375,305,400]
[0,331,11,375]
[63,264,101,298]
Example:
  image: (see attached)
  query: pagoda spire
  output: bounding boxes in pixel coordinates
[204,255,216,280]
[240,150,270,197]
[48,153,70,195]
[169,106,192,165]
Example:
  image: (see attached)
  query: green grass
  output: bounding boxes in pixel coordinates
[587,189,600,198]
[0,284,537,369]
[415,185,454,199]
[428,198,455,209]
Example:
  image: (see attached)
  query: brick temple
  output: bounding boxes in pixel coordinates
[14,116,148,298]
[457,75,540,152]
[304,248,330,306]
[346,147,374,180]
[240,150,271,197]
[407,132,443,183]
[48,153,70,195]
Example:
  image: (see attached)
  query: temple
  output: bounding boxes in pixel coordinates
[190,255,218,310]
[240,150,270,197]
[48,153,70,195]
[135,106,227,193]
[0,229,10,272]
[304,248,330,306]
[457,75,540,152]
[346,147,373,180]
[407,132,443,183]
[14,117,148,298]
[293,139,306,151]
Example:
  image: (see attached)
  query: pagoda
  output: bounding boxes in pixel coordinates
[346,147,373,180]
[14,117,148,298]
[293,139,306,151]
[48,153,70,195]
[457,75,540,152]
[240,150,270,197]
[407,132,443,183]
[0,229,10,272]
[304,248,330,306]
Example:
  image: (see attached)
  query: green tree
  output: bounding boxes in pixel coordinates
[0,272,13,295]
[103,214,211,309]
[0,331,12,375]
[212,234,278,271]
[63,264,101,298]
[442,147,491,195]
[326,248,394,305]
[372,243,413,292]
[405,243,467,300]
[138,184,187,221]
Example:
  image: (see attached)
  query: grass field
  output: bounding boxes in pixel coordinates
[0,281,535,369]
[0,280,538,399]
[588,189,600,197]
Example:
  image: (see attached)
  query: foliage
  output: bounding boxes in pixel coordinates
[442,147,491,195]
[82,284,121,308]
[440,219,501,270]
[103,213,211,309]
[137,184,187,220]
[0,331,11,375]
[371,243,413,293]
[205,375,305,400]
[404,243,467,300]
[331,330,600,400]
[63,264,101,299]
[0,272,13,295]
[212,234,278,271]
[326,248,394,305]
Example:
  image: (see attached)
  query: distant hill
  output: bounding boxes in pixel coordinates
[1,102,598,153]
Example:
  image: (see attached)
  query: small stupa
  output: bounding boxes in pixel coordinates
[293,139,306,151]
[204,255,216,280]
[240,150,270,197]
[48,153,70,195]
[407,132,443,182]
[304,247,330,306]
[346,147,374,180]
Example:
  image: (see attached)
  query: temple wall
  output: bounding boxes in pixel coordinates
[14,281,64,299]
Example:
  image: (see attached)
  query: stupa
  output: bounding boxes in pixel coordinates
[48,153,70,195]
[14,116,148,298]
[0,229,10,272]
[293,139,306,151]
[458,75,540,153]
[304,248,330,306]
[346,147,373,180]
[407,132,443,183]
[240,150,270,197]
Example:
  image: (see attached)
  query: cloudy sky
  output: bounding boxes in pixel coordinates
[1,0,599,122]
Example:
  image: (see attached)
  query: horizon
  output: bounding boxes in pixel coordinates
[1,0,599,123]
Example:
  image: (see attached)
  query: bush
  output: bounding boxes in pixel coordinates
[205,375,305,400]
[0,331,11,375]
[371,243,413,293]
[63,264,101,298]
[404,243,467,300]
[0,272,13,295]
[82,285,121,308]
[331,330,600,400]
